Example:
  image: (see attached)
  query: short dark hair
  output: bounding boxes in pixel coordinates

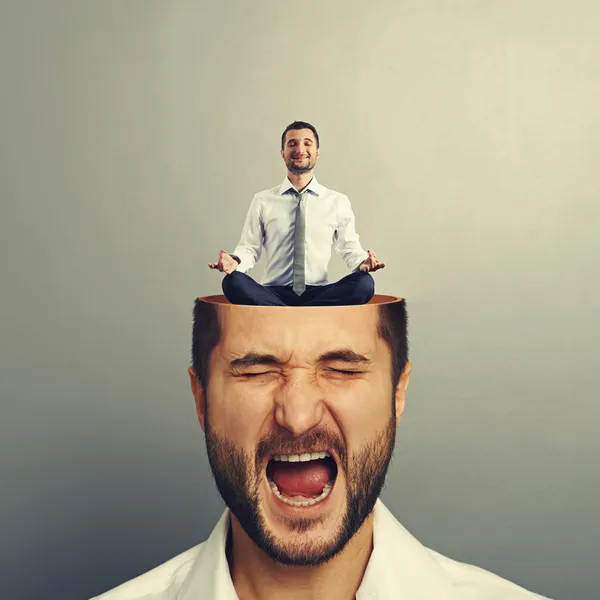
[191,300,408,391]
[377,301,409,388]
[281,121,320,150]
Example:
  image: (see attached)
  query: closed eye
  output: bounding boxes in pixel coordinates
[327,369,363,376]
[233,371,274,378]
[234,370,362,378]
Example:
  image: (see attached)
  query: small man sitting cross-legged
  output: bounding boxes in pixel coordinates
[208,120,385,306]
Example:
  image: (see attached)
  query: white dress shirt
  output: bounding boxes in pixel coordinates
[231,177,369,287]
[91,500,551,600]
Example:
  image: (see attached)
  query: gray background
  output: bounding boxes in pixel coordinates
[1,1,598,599]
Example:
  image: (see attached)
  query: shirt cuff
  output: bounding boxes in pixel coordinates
[350,251,370,272]
[230,252,250,273]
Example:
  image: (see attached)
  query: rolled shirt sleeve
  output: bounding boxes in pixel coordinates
[231,195,263,273]
[333,195,369,272]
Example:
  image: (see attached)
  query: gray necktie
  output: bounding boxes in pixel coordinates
[292,190,307,295]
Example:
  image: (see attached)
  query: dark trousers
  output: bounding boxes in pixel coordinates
[222,270,375,306]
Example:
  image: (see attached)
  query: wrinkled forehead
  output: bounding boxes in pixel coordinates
[217,305,381,362]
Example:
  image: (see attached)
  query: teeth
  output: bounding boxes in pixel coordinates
[268,479,333,507]
[272,451,330,462]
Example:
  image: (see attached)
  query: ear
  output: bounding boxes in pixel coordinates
[280,149,285,160]
[188,366,207,432]
[394,362,412,429]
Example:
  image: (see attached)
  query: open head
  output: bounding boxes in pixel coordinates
[280,121,321,175]
[189,299,411,567]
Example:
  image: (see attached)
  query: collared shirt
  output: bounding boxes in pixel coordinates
[91,500,550,600]
[230,177,369,287]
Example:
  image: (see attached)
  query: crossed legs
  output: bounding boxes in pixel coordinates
[222,271,375,306]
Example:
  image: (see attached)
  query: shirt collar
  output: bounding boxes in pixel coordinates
[356,500,452,600]
[178,500,452,600]
[278,176,322,197]
[177,509,238,600]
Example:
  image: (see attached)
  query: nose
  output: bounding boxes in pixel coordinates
[274,370,325,436]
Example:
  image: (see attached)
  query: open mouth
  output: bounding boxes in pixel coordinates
[266,452,338,508]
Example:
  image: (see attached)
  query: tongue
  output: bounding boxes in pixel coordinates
[269,460,331,498]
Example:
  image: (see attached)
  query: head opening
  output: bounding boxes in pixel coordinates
[191,299,408,393]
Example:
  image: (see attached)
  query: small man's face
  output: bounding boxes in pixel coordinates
[281,128,320,174]
[190,305,410,566]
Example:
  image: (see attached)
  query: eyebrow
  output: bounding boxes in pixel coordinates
[229,353,282,369]
[319,349,371,364]
[228,349,372,370]
[287,137,314,144]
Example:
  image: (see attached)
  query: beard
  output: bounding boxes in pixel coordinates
[285,155,315,173]
[204,403,397,567]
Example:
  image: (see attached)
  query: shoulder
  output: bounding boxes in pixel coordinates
[89,542,204,600]
[248,185,282,211]
[426,549,551,599]
[372,502,550,600]
[314,181,346,198]
[255,183,282,198]
[314,184,351,212]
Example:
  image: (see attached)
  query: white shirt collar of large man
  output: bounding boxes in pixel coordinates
[177,499,453,600]
[277,176,324,197]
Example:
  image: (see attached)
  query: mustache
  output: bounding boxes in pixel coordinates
[255,428,347,467]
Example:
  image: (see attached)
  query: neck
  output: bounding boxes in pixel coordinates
[287,170,314,193]
[228,513,375,600]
